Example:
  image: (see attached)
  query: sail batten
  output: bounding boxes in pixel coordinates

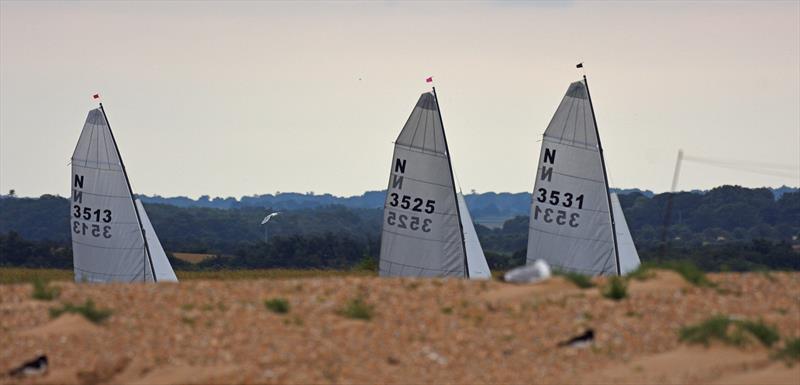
[525,80,619,276]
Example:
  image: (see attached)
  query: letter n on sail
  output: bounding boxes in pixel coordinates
[392,174,404,189]
[73,174,84,188]
[394,158,406,173]
[540,166,553,182]
[544,148,556,164]
[72,189,83,204]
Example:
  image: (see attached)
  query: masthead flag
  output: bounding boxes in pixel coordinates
[92,94,100,100]
[576,63,584,69]
[425,76,433,83]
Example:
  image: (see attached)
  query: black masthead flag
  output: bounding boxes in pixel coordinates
[576,62,584,68]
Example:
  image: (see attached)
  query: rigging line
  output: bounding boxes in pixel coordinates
[681,161,798,179]
[683,155,797,171]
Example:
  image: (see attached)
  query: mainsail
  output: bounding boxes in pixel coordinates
[70,105,176,283]
[379,90,489,278]
[526,78,620,275]
[610,193,641,275]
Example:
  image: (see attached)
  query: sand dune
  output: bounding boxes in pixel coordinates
[1,271,798,384]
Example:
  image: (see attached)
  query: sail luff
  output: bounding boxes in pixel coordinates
[431,87,470,278]
[582,76,621,276]
[98,104,156,282]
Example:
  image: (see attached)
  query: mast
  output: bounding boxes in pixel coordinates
[431,87,470,278]
[582,76,621,276]
[98,103,157,282]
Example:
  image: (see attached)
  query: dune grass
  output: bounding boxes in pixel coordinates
[0,268,73,284]
[680,315,780,348]
[774,338,800,363]
[31,277,60,300]
[338,296,374,321]
[50,299,112,324]
[602,276,628,301]
[0,267,373,284]
[555,271,595,289]
[626,261,715,287]
[264,298,290,314]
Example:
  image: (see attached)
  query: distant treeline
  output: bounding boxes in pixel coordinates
[0,185,798,272]
[132,186,798,215]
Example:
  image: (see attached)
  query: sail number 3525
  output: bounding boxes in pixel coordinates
[388,193,435,213]
[387,211,432,232]
[533,205,579,228]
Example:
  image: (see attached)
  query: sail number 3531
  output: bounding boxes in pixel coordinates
[536,188,584,209]
[533,205,579,228]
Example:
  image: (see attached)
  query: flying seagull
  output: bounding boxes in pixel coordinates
[261,212,280,225]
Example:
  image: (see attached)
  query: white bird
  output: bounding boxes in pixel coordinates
[261,212,280,225]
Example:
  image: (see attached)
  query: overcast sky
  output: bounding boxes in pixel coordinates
[1,1,798,198]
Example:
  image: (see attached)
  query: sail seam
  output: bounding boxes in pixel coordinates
[383,174,454,189]
[528,226,614,243]
[75,267,145,277]
[71,162,124,171]
[380,259,464,274]
[68,191,135,199]
[542,137,599,152]
[72,239,145,250]
[380,228,456,244]
[394,144,447,158]
[551,171,606,184]
[384,206,458,218]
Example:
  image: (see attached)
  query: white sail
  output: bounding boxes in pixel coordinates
[379,92,467,277]
[135,199,178,282]
[71,108,154,282]
[526,80,618,276]
[457,193,491,279]
[610,193,640,275]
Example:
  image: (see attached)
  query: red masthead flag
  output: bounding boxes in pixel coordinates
[425,76,433,83]
[92,94,100,100]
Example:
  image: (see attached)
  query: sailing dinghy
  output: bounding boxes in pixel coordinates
[379,90,491,279]
[525,76,641,276]
[70,104,178,283]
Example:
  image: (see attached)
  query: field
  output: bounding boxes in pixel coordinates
[1,268,799,384]
[0,268,375,284]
